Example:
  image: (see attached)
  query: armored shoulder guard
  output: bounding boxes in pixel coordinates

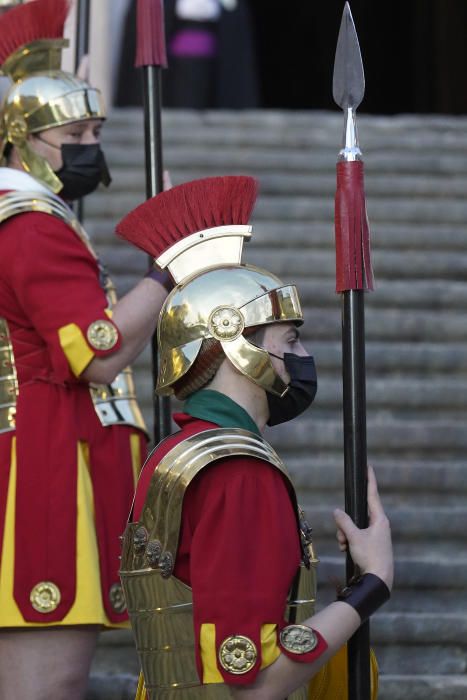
[0,190,97,257]
[121,427,293,577]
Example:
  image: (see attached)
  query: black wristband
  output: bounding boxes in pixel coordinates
[336,573,390,623]
[145,267,174,293]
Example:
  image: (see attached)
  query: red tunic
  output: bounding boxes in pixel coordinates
[0,209,146,625]
[134,413,327,686]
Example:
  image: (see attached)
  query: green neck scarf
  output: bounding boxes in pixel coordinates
[184,389,261,436]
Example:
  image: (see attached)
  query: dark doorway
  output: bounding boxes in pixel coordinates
[250,0,467,114]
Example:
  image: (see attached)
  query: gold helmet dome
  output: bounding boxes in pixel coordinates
[0,0,106,192]
[117,176,303,398]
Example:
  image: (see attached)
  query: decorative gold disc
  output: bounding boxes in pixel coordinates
[109,582,127,613]
[87,319,118,351]
[7,115,27,146]
[218,635,257,674]
[208,306,244,341]
[30,581,61,613]
[280,624,318,654]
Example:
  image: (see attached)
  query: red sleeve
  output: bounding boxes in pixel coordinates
[183,456,327,686]
[8,211,121,380]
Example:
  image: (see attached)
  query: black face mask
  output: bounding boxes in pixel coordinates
[266,353,318,426]
[54,144,111,200]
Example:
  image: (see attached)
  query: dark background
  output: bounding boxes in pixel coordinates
[116,0,467,114]
[251,0,467,114]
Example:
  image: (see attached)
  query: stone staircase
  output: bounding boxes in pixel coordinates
[85,109,467,699]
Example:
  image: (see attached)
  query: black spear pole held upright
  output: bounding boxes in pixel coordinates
[332,4,375,699]
[74,0,90,70]
[135,0,171,444]
[73,0,91,223]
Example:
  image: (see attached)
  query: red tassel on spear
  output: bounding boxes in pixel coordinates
[333,4,374,699]
[134,0,170,443]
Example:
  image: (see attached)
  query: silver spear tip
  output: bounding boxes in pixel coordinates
[332,2,365,111]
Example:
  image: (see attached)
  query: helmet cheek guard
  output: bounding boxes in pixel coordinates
[156,264,303,397]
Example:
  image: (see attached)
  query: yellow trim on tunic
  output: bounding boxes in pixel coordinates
[200,622,281,683]
[0,439,128,628]
[130,433,142,486]
[58,323,95,378]
[133,624,281,698]
[57,309,114,378]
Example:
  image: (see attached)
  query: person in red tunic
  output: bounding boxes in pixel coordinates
[0,2,168,699]
[117,175,394,699]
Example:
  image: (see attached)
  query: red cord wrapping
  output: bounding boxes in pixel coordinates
[335,160,374,293]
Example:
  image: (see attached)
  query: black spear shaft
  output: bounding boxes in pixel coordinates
[135,0,171,443]
[142,65,171,442]
[333,4,375,699]
[342,290,371,700]
[74,0,90,223]
[142,67,164,197]
[74,0,90,68]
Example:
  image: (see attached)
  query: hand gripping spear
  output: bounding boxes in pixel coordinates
[333,4,375,700]
[134,0,171,443]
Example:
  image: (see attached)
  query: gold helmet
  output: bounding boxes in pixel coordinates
[117,176,303,398]
[0,0,106,192]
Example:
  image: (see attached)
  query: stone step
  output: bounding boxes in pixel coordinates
[373,612,467,646]
[104,108,467,151]
[131,340,467,376]
[317,586,463,615]
[104,115,467,150]
[132,374,467,412]
[108,165,467,200]
[83,673,467,700]
[86,675,467,700]
[286,457,467,494]
[318,555,467,590]
[107,107,467,131]
[132,396,467,457]
[289,307,467,341]
[379,675,467,700]
[88,217,467,252]
[101,133,467,175]
[253,221,467,251]
[95,241,467,306]
[270,418,467,456]
[133,401,467,457]
[304,505,467,539]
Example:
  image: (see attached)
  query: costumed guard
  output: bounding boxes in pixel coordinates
[118,176,393,699]
[0,1,168,698]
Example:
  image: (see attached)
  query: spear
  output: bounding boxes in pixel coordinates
[73,0,90,222]
[74,0,90,72]
[134,0,171,443]
[332,4,374,699]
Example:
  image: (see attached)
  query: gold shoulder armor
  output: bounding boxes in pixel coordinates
[121,428,294,577]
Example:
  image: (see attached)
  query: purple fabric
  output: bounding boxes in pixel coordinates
[169,29,218,58]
